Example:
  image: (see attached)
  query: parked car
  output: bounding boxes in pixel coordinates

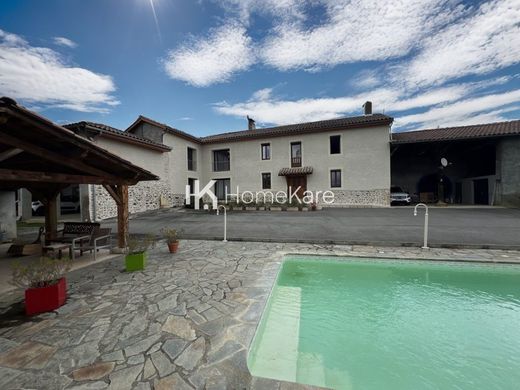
[391,186,412,205]
[31,200,45,216]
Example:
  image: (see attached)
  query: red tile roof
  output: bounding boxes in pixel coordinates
[126,116,201,144]
[278,167,314,176]
[65,121,171,152]
[200,114,393,143]
[125,114,393,145]
[391,120,520,144]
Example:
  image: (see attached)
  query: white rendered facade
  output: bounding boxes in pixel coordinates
[74,115,392,220]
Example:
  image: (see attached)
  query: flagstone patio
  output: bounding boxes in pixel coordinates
[0,240,519,389]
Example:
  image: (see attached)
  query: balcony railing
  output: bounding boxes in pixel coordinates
[213,160,230,171]
[291,157,302,167]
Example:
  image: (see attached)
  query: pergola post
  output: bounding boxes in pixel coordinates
[116,185,129,249]
[28,187,62,243]
[103,184,129,249]
[44,194,58,242]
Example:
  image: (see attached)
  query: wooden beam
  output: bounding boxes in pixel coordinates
[0,131,120,180]
[115,184,129,248]
[0,147,23,162]
[102,184,121,205]
[0,168,134,185]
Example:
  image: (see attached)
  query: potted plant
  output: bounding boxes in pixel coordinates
[162,228,180,253]
[11,257,71,315]
[125,235,155,272]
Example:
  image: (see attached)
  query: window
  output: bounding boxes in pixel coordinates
[291,142,302,167]
[330,135,341,154]
[262,173,271,189]
[187,147,197,171]
[261,143,270,160]
[214,179,230,200]
[330,169,342,188]
[213,149,230,171]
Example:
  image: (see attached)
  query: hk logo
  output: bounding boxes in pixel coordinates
[185,180,217,210]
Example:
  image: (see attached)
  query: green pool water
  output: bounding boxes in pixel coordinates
[247,257,520,390]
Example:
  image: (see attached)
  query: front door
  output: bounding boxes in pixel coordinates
[286,175,307,199]
[473,178,489,205]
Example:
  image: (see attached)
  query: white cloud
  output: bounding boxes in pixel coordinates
[396,90,520,128]
[53,36,77,48]
[250,87,273,101]
[211,0,306,23]
[350,69,382,90]
[396,0,520,88]
[171,0,519,89]
[214,85,470,125]
[260,0,462,71]
[0,29,118,112]
[163,23,254,87]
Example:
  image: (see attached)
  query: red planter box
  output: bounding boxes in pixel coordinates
[25,277,67,315]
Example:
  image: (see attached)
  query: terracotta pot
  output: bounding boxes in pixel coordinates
[25,277,67,316]
[168,241,179,253]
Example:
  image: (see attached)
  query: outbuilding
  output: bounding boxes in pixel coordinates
[391,120,520,207]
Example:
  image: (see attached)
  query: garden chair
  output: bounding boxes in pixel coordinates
[70,227,112,260]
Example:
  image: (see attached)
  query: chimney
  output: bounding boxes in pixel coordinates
[363,101,372,115]
[247,115,256,130]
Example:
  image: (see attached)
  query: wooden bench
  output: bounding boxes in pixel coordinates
[51,222,100,260]
[72,227,112,261]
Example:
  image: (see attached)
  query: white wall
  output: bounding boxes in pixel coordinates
[0,191,16,240]
[86,122,391,219]
[94,138,169,178]
[199,126,391,204]
[162,133,201,194]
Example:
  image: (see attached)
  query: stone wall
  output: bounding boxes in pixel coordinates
[90,182,185,220]
[325,189,390,207]
[201,189,390,208]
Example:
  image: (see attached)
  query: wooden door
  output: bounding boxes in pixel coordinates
[286,176,307,198]
[473,178,489,205]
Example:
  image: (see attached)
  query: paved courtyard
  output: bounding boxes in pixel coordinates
[104,207,520,249]
[0,240,519,389]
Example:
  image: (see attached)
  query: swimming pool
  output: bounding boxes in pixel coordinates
[247,256,520,389]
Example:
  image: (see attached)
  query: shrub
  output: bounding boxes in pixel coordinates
[127,234,156,255]
[161,228,181,243]
[11,257,71,289]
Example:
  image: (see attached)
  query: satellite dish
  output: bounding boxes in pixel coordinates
[441,158,448,167]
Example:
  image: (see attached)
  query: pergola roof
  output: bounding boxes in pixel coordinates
[0,97,158,191]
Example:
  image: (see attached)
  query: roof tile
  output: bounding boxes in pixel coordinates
[392,120,520,144]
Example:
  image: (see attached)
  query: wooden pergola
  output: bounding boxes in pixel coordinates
[0,97,158,248]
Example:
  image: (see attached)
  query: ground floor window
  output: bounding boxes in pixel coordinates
[262,173,271,189]
[330,169,342,188]
[214,178,230,200]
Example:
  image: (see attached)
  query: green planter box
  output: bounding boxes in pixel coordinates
[125,252,147,272]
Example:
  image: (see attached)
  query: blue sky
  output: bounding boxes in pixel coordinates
[0,0,519,136]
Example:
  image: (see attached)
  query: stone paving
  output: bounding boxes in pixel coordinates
[0,240,519,389]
